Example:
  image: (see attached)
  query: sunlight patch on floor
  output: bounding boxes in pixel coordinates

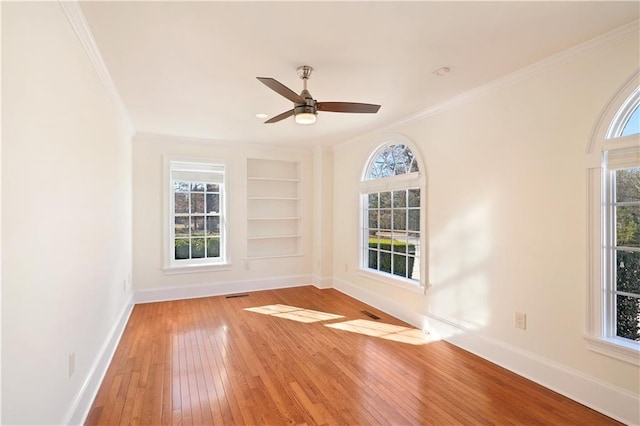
[244,304,344,323]
[325,319,432,345]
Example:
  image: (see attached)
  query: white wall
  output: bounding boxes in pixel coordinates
[1,3,133,424]
[332,32,639,413]
[132,134,314,301]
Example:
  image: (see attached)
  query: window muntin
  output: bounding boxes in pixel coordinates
[167,161,227,268]
[361,142,424,286]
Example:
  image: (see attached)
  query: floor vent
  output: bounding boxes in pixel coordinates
[225,294,249,299]
[361,310,380,320]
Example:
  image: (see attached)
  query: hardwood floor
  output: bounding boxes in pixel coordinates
[86,286,618,425]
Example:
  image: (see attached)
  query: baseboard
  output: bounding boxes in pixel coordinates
[333,277,639,426]
[333,277,425,328]
[63,294,134,425]
[312,274,333,289]
[134,274,313,304]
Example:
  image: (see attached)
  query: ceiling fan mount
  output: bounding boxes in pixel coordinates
[257,65,381,125]
[296,65,313,80]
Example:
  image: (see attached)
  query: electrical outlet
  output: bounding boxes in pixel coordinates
[515,312,527,330]
[69,352,75,378]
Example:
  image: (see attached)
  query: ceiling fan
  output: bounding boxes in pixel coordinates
[256,65,381,125]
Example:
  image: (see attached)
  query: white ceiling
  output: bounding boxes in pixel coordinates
[80,1,639,147]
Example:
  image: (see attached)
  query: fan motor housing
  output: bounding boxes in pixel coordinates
[294,104,316,116]
[295,88,317,115]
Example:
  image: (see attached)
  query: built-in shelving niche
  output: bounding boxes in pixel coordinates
[246,158,302,259]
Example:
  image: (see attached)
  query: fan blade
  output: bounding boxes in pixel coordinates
[317,102,381,113]
[264,109,294,124]
[257,77,305,104]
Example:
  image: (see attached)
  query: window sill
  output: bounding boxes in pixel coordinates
[358,268,425,294]
[584,335,640,366]
[163,263,232,275]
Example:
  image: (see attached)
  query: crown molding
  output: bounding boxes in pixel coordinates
[335,20,639,151]
[58,1,135,136]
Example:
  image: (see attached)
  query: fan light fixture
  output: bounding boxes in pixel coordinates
[295,112,316,125]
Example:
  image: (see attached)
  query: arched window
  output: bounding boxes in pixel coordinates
[360,138,426,290]
[586,71,640,364]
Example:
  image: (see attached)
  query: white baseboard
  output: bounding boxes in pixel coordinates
[134,274,313,304]
[312,274,333,289]
[63,294,134,425]
[333,277,639,426]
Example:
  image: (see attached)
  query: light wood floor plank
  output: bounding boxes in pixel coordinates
[86,286,620,425]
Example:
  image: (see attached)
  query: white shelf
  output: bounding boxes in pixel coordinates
[247,177,300,183]
[247,235,301,240]
[248,196,300,201]
[245,253,304,260]
[248,217,300,221]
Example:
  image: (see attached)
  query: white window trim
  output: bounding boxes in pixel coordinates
[359,135,428,291]
[162,155,231,273]
[585,70,640,365]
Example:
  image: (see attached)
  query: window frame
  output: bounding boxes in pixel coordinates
[162,156,231,274]
[585,70,640,364]
[359,137,427,292]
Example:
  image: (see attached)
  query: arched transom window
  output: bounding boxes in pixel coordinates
[365,144,420,179]
[360,140,426,289]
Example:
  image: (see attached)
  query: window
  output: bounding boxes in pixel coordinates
[164,159,228,270]
[360,139,425,289]
[586,73,640,364]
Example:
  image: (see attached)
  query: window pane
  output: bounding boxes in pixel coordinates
[175,193,189,214]
[392,235,408,252]
[206,183,219,192]
[191,217,205,236]
[616,206,640,247]
[393,191,406,207]
[392,254,407,277]
[174,182,189,192]
[207,237,220,258]
[368,193,379,209]
[206,193,220,214]
[379,251,391,274]
[175,239,189,260]
[368,250,378,270]
[408,189,420,207]
[379,209,391,230]
[616,168,640,203]
[368,231,379,249]
[393,210,406,230]
[616,294,640,341]
[368,210,378,229]
[191,238,205,258]
[206,216,220,235]
[175,217,189,235]
[621,105,639,137]
[617,250,640,294]
[380,192,392,208]
[408,209,420,231]
[191,193,204,214]
[409,159,419,173]
[191,183,205,192]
